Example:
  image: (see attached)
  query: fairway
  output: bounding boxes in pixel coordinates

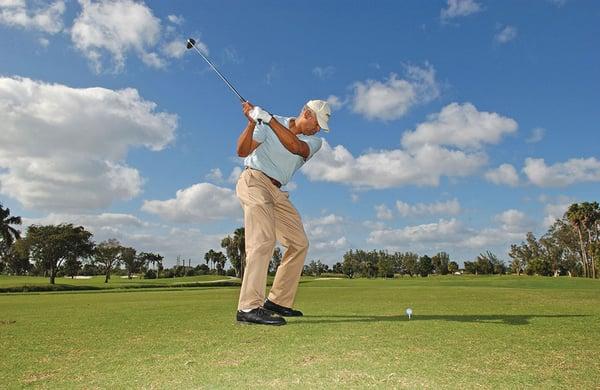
[1,276,599,389]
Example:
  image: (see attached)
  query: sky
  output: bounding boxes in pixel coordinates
[1,0,599,267]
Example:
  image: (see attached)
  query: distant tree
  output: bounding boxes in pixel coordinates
[332,262,343,274]
[305,260,326,277]
[566,202,599,278]
[377,254,394,278]
[403,252,419,277]
[25,224,94,284]
[221,227,245,278]
[508,244,525,275]
[214,251,227,275]
[269,247,282,274]
[63,255,82,278]
[0,204,22,264]
[463,261,477,274]
[448,261,459,274]
[418,255,433,277]
[475,252,494,275]
[81,263,100,276]
[197,264,210,275]
[432,252,450,275]
[3,239,31,275]
[342,250,359,278]
[138,252,164,277]
[121,247,143,279]
[204,249,227,275]
[204,249,218,272]
[94,239,122,283]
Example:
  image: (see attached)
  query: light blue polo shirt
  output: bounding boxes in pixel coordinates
[244,115,323,186]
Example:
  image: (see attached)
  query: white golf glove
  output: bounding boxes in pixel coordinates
[249,106,272,124]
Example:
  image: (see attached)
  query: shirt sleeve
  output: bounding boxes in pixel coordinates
[301,136,323,160]
[252,123,267,143]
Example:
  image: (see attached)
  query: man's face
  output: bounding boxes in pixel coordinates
[303,110,321,135]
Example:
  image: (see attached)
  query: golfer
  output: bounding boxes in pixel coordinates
[235,100,331,325]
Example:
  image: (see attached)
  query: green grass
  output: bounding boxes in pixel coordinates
[1,276,599,388]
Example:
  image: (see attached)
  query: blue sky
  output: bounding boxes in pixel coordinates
[1,0,599,266]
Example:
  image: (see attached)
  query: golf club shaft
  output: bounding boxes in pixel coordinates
[188,41,246,103]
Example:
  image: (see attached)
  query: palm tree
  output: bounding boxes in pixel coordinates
[233,227,246,278]
[565,202,600,278]
[204,249,216,271]
[221,227,246,278]
[0,204,22,253]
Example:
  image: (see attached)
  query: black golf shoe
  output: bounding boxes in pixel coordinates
[236,307,286,326]
[263,299,303,317]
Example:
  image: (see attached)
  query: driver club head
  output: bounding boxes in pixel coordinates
[186,38,195,49]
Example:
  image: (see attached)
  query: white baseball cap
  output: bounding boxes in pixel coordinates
[306,100,331,132]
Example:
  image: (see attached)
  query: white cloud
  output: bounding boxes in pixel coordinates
[401,102,518,150]
[313,236,348,251]
[141,183,241,223]
[542,199,571,228]
[302,139,486,189]
[368,218,464,245]
[228,166,243,184]
[23,212,147,230]
[205,168,223,183]
[0,76,177,211]
[283,181,297,191]
[396,198,461,217]
[493,209,530,232]
[523,157,600,187]
[0,0,65,33]
[71,0,197,72]
[312,65,335,79]
[526,127,545,143]
[495,25,518,43]
[161,39,187,59]
[368,215,525,254]
[351,64,439,121]
[304,214,344,241]
[548,0,567,7]
[167,14,183,25]
[485,163,519,187]
[375,204,393,220]
[326,95,343,111]
[441,0,482,20]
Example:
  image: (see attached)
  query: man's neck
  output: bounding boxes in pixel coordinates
[289,118,303,135]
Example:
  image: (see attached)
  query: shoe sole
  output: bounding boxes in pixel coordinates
[236,319,286,326]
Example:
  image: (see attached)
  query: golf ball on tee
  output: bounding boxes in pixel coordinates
[405,308,413,319]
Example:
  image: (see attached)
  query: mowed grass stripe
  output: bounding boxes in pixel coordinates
[1,276,599,388]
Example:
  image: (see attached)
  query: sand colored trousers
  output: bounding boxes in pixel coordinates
[236,168,309,310]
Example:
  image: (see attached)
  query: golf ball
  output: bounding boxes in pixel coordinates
[405,308,413,318]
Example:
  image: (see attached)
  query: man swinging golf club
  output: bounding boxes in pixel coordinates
[235,100,331,325]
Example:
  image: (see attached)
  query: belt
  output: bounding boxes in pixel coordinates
[245,167,282,188]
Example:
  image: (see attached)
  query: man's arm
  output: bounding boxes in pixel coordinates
[268,118,310,159]
[237,102,261,157]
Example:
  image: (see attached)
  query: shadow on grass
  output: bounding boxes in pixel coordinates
[296,314,588,325]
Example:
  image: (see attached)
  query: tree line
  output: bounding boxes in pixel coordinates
[508,202,599,278]
[303,250,493,278]
[2,201,598,282]
[0,204,280,283]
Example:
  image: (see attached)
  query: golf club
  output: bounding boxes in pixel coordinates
[186,38,246,103]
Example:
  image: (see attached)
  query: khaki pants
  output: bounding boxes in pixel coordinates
[236,168,309,310]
